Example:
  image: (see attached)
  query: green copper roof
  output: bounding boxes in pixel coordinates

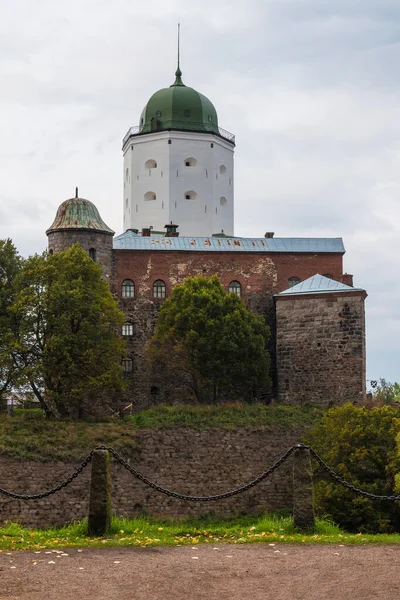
[139,68,219,135]
[46,194,114,235]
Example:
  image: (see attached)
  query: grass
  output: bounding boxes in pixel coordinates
[0,403,323,461]
[1,515,400,552]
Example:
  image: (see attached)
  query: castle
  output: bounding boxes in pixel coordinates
[46,62,367,411]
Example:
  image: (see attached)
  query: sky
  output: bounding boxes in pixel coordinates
[0,0,399,385]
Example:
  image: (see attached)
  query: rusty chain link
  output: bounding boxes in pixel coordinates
[299,443,400,502]
[0,451,94,500]
[97,444,296,502]
[2,443,400,503]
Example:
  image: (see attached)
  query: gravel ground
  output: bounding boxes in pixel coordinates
[1,544,400,600]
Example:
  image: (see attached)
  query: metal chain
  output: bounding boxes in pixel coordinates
[301,444,400,502]
[0,451,94,500]
[97,445,296,502]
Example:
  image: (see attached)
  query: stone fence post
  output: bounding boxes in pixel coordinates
[293,444,315,530]
[88,449,112,536]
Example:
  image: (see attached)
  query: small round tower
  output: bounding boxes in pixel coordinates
[46,189,115,279]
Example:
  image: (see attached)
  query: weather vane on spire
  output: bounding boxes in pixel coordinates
[177,22,181,71]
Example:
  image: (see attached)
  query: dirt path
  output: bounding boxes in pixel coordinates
[1,544,400,600]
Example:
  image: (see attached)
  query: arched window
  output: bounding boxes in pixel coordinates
[220,196,227,206]
[144,191,157,201]
[89,248,96,261]
[122,322,134,337]
[153,279,166,299]
[49,249,54,255]
[145,159,157,169]
[228,281,241,297]
[122,358,133,373]
[323,274,333,279]
[288,277,300,288]
[122,279,135,298]
[184,190,197,200]
[125,167,129,181]
[219,164,227,175]
[184,157,197,167]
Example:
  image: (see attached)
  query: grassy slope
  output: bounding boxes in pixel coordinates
[0,404,323,461]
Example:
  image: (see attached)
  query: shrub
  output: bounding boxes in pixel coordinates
[304,403,400,533]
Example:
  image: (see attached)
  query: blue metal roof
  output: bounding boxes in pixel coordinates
[277,274,364,296]
[113,232,345,253]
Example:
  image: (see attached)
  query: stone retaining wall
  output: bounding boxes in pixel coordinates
[0,427,305,528]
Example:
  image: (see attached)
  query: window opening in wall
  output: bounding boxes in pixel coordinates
[126,167,129,181]
[144,191,157,201]
[184,191,197,200]
[150,386,159,396]
[211,143,214,148]
[122,358,133,373]
[162,201,164,209]
[136,205,138,212]
[323,274,333,279]
[153,279,166,299]
[220,196,227,206]
[145,159,157,169]
[219,165,227,175]
[122,322,134,337]
[184,157,197,167]
[228,280,241,297]
[125,198,128,208]
[122,279,135,298]
[49,249,54,255]
[215,207,218,214]
[184,109,191,117]
[175,201,177,208]
[206,169,208,178]
[168,139,172,144]
[205,205,207,213]
[288,277,301,288]
[89,248,96,261]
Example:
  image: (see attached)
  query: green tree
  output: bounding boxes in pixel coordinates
[9,244,126,419]
[374,378,400,404]
[305,404,400,533]
[148,275,271,403]
[0,239,23,401]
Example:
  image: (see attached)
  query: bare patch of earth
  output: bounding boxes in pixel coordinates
[1,544,399,600]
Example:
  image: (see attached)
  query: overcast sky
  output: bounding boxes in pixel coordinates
[0,0,399,385]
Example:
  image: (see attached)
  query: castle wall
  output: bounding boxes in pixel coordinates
[113,249,346,410]
[0,427,306,528]
[47,230,114,279]
[276,292,367,405]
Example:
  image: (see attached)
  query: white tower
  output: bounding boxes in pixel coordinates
[122,64,235,237]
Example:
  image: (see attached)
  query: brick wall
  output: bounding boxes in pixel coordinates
[0,427,306,528]
[276,291,367,405]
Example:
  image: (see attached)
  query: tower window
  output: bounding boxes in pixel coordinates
[288,277,301,288]
[211,143,214,148]
[145,159,157,169]
[122,322,134,337]
[184,157,197,167]
[184,191,197,200]
[219,165,227,175]
[125,167,129,181]
[153,280,166,299]
[184,109,191,117]
[220,196,227,206]
[144,191,157,201]
[122,279,135,298]
[156,110,161,118]
[168,139,172,144]
[228,281,241,297]
[122,358,133,373]
[49,249,54,255]
[89,248,96,261]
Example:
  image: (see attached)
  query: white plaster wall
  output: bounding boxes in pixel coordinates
[122,131,234,237]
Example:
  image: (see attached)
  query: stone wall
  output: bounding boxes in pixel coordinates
[113,249,347,410]
[47,230,114,279]
[276,291,367,405]
[0,427,306,528]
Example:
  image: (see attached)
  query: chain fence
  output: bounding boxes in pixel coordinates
[1,443,400,503]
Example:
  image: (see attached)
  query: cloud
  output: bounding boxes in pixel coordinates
[0,0,399,381]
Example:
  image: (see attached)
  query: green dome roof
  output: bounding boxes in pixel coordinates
[139,68,219,135]
[46,192,114,235]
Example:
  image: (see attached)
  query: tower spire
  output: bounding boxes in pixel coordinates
[171,22,184,86]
